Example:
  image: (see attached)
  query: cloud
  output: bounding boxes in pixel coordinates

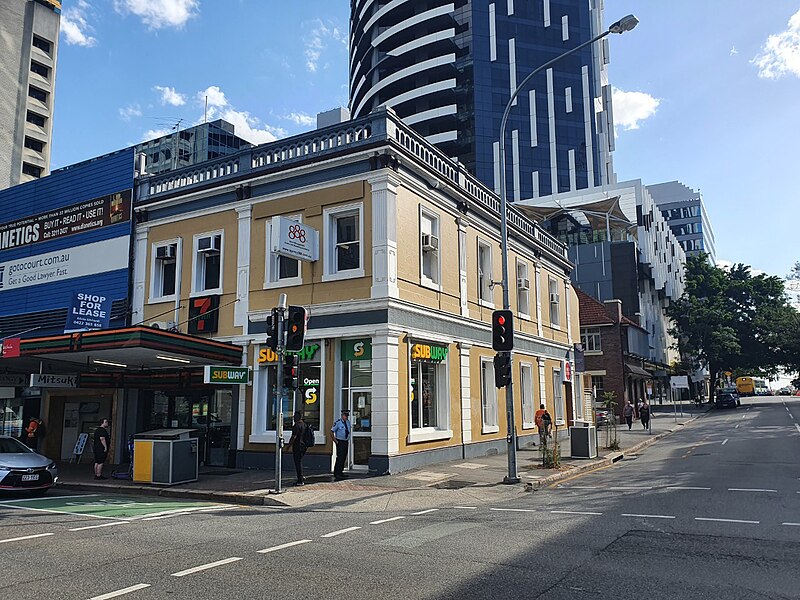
[154,85,186,106]
[284,112,315,127]
[114,0,199,30]
[195,86,286,144]
[716,259,767,277]
[304,20,346,73]
[142,128,174,141]
[119,104,142,120]
[752,9,800,79]
[730,46,738,56]
[61,1,97,47]
[611,86,660,131]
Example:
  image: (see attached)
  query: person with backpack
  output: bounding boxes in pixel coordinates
[534,404,552,446]
[639,399,651,431]
[287,411,313,486]
[24,417,44,450]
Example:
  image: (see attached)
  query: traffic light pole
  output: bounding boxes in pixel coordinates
[273,294,287,494]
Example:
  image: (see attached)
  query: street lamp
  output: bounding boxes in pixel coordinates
[498,15,639,484]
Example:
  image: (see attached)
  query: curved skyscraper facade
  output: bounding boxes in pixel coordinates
[349,0,616,201]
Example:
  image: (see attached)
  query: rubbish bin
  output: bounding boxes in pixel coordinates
[569,421,597,459]
[133,429,199,485]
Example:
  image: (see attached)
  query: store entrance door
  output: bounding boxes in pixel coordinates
[346,389,371,471]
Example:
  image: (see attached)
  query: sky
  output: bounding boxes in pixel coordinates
[51,0,800,280]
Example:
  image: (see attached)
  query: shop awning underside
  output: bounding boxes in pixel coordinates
[4,327,242,373]
[625,363,653,378]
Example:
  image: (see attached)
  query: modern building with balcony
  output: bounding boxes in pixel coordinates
[0,0,61,188]
[646,180,715,264]
[349,0,616,202]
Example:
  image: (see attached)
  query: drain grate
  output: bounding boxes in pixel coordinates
[433,479,476,490]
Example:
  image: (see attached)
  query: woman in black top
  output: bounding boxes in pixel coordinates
[93,419,110,480]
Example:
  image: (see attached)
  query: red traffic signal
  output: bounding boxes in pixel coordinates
[285,306,309,351]
[492,310,514,351]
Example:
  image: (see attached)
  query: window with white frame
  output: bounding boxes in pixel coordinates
[548,276,560,326]
[516,260,530,316]
[480,357,499,432]
[581,327,602,352]
[193,232,223,293]
[478,240,493,304]
[265,215,301,287]
[520,362,535,428]
[553,368,564,423]
[420,208,440,286]
[150,240,179,301]
[323,203,363,280]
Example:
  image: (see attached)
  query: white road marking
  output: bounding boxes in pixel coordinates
[695,517,759,524]
[741,414,747,419]
[795,424,800,434]
[782,523,800,527]
[787,407,791,412]
[0,493,99,504]
[410,509,439,515]
[622,513,675,519]
[453,506,477,510]
[196,506,238,513]
[489,508,537,513]
[0,503,129,520]
[128,505,225,520]
[257,539,311,553]
[608,486,652,491]
[86,583,151,600]
[171,557,243,577]
[565,485,601,489]
[666,486,711,490]
[551,510,603,516]
[321,526,361,538]
[735,424,740,429]
[69,522,129,531]
[0,532,54,544]
[727,488,777,493]
[370,516,406,525]
[721,438,729,445]
[791,414,795,420]
[141,512,192,521]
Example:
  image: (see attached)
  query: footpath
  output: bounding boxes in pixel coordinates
[56,402,711,511]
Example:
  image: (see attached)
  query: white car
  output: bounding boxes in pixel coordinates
[0,436,58,495]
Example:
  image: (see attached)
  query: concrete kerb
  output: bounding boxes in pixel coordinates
[55,481,290,507]
[524,408,709,491]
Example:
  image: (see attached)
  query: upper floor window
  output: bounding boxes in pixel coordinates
[323,203,363,281]
[516,259,530,317]
[478,239,493,305]
[24,137,44,153]
[32,36,52,55]
[548,276,560,326]
[26,111,46,127]
[30,60,49,79]
[420,208,440,287]
[581,327,602,352]
[151,241,179,301]
[21,162,42,178]
[28,85,48,104]
[193,231,223,294]
[265,215,301,288]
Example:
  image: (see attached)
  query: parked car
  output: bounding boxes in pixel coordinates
[715,392,739,409]
[0,436,58,495]
[778,388,793,396]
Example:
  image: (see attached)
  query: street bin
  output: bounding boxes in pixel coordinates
[133,429,199,485]
[569,421,597,459]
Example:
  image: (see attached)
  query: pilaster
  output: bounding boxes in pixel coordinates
[459,342,473,444]
[235,206,252,329]
[369,172,401,299]
[371,333,401,456]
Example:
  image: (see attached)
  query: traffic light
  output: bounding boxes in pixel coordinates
[492,310,514,351]
[285,305,309,351]
[265,309,279,351]
[494,353,512,388]
[283,353,299,390]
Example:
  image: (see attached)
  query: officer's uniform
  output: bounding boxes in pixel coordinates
[331,411,351,479]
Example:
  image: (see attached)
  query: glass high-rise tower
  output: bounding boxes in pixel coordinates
[349,0,616,201]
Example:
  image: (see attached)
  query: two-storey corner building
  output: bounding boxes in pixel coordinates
[131,108,583,474]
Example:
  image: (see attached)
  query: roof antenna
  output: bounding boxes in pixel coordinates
[204,95,208,124]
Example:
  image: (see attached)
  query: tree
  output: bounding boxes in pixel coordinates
[667,254,797,397]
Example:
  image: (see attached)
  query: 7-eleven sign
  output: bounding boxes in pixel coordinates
[188,295,220,334]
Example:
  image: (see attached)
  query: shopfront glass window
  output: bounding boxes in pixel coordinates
[265,356,322,432]
[409,343,448,430]
[0,399,24,437]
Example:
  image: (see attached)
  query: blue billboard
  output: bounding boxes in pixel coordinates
[0,149,135,338]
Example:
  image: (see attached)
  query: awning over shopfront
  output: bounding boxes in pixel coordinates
[1,327,242,378]
[625,363,653,378]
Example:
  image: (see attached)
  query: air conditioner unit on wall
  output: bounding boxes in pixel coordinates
[421,234,439,252]
[549,292,560,303]
[155,245,176,260]
[517,277,530,291]
[197,235,221,253]
[149,321,178,332]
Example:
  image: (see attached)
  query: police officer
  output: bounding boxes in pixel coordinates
[330,409,351,481]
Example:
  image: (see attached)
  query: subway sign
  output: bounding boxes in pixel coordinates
[258,343,320,364]
[203,366,251,385]
[411,343,449,362]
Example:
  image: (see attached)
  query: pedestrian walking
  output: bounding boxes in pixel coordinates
[623,400,634,430]
[330,409,351,481]
[534,404,552,446]
[287,411,308,486]
[93,418,110,480]
[639,400,651,431]
[24,417,43,450]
